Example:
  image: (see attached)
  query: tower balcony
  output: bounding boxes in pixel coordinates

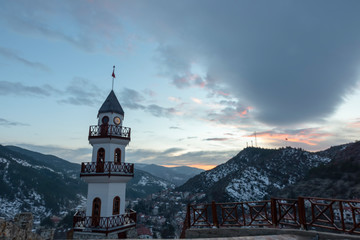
[73,209,136,234]
[88,125,131,140]
[80,162,134,177]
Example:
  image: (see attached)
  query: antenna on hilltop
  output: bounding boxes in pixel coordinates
[254,131,257,147]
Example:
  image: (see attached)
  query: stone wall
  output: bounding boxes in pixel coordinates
[0,213,43,240]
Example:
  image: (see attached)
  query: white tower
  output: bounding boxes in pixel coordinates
[73,90,136,239]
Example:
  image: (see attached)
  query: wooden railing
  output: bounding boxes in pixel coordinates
[181,197,360,238]
[80,162,134,176]
[88,125,131,140]
[73,209,136,235]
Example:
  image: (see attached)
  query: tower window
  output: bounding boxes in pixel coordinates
[101,116,109,124]
[92,197,101,226]
[97,148,105,163]
[113,196,120,215]
[96,148,105,172]
[114,148,121,164]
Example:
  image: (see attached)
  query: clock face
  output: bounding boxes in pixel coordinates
[113,117,121,125]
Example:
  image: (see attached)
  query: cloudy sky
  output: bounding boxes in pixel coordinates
[1,0,360,170]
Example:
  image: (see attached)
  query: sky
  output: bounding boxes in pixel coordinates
[1,0,360,170]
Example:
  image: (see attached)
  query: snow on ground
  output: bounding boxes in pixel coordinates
[225,167,269,202]
[12,158,31,167]
[204,163,238,183]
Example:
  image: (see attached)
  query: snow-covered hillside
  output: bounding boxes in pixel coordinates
[0,145,86,223]
[177,146,331,202]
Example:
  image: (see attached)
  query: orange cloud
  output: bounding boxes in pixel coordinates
[245,129,331,146]
[191,97,202,104]
[347,120,360,128]
[217,91,230,96]
[161,164,216,171]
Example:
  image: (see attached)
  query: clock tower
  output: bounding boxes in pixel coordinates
[73,89,136,239]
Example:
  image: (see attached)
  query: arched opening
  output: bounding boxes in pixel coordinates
[96,148,105,172]
[92,197,101,226]
[114,148,121,164]
[100,116,109,136]
[113,196,120,215]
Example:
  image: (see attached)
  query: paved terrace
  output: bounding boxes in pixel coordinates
[185,228,360,239]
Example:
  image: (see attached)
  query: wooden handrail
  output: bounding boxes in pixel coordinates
[182,196,360,236]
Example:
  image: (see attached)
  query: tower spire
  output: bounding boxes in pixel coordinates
[112,65,116,90]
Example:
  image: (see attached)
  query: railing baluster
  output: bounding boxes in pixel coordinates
[298,197,307,230]
[271,198,278,227]
[212,201,219,228]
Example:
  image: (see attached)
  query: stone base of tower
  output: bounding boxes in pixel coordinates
[72,209,136,239]
[72,226,136,239]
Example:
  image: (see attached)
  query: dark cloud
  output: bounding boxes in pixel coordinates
[0,1,126,53]
[0,47,50,72]
[118,88,178,118]
[204,138,231,141]
[124,0,360,126]
[127,147,237,166]
[0,118,29,127]
[8,143,92,164]
[156,45,192,76]
[4,1,359,127]
[177,136,197,142]
[162,148,184,154]
[207,100,252,125]
[0,79,102,107]
[58,78,102,106]
[169,126,183,130]
[146,104,176,118]
[0,81,55,97]
[143,88,156,97]
[118,88,146,110]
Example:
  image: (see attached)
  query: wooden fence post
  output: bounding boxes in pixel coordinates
[212,201,219,228]
[180,204,191,239]
[298,197,307,230]
[271,198,278,227]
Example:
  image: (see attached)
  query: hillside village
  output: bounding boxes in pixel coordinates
[2,140,360,239]
[1,66,360,239]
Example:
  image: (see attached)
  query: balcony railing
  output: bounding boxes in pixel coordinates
[181,196,360,238]
[88,125,131,140]
[73,209,136,234]
[80,162,134,177]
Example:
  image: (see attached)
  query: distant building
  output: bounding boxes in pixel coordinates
[137,225,153,239]
[72,79,136,239]
[152,206,159,215]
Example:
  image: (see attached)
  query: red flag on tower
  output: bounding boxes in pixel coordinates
[112,66,116,78]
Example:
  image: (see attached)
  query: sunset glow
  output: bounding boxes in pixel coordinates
[1,1,360,168]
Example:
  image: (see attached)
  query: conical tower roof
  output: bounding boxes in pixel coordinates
[98,90,124,116]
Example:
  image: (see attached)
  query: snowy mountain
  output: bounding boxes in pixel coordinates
[127,168,175,199]
[136,163,203,186]
[0,145,86,224]
[279,141,360,199]
[0,145,178,223]
[177,146,331,202]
